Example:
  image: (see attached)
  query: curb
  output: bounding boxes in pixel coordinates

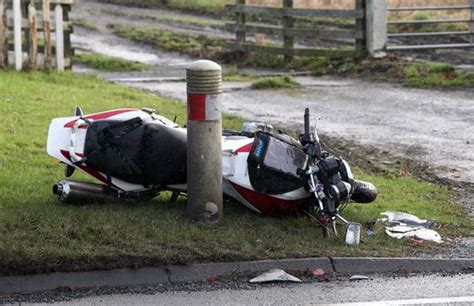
[0,257,472,294]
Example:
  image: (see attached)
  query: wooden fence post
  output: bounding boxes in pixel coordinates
[63,4,73,69]
[470,0,473,45]
[13,0,22,71]
[0,0,6,68]
[55,4,64,71]
[355,0,367,58]
[28,1,38,69]
[43,0,52,69]
[282,0,294,63]
[236,0,246,46]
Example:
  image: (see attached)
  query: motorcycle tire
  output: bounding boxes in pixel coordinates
[351,180,378,203]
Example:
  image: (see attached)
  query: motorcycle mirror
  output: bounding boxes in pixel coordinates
[345,223,362,246]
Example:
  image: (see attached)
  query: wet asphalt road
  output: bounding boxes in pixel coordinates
[16,273,472,305]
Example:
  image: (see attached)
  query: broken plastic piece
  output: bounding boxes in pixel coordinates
[249,269,302,283]
[312,268,326,278]
[207,276,221,282]
[379,211,434,228]
[385,227,443,244]
[367,230,376,238]
[350,275,369,281]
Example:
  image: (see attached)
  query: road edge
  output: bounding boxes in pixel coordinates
[0,257,472,294]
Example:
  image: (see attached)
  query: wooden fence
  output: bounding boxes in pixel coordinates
[0,0,73,71]
[225,0,367,61]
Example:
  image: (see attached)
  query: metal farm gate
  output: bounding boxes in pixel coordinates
[387,1,473,51]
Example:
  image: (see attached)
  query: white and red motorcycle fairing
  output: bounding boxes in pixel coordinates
[47,108,309,214]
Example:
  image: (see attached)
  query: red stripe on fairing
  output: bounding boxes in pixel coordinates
[229,182,305,215]
[60,150,120,190]
[235,142,253,153]
[64,109,137,128]
[187,94,206,121]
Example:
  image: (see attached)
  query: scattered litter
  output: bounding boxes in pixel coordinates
[349,275,369,281]
[312,268,326,278]
[367,230,376,238]
[379,211,435,228]
[410,237,425,244]
[364,222,376,230]
[379,211,443,244]
[385,227,443,244]
[249,269,302,283]
[207,276,221,282]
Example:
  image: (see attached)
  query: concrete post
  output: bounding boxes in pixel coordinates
[186,60,223,224]
[54,4,64,71]
[13,0,22,71]
[366,0,387,57]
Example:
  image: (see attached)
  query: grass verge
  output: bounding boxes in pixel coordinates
[310,56,474,89]
[110,24,227,58]
[0,71,471,276]
[72,19,98,31]
[251,75,299,89]
[74,53,150,72]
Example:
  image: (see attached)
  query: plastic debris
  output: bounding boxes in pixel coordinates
[207,276,221,282]
[350,275,369,281]
[379,211,443,244]
[249,269,302,283]
[385,227,443,244]
[312,268,326,278]
[367,230,376,238]
[379,211,435,228]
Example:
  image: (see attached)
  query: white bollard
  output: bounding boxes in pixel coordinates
[186,60,223,224]
[54,5,64,71]
[13,0,22,71]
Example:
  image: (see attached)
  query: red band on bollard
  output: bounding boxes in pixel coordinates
[187,93,206,121]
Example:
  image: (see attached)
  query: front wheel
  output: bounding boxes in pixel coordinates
[351,180,378,203]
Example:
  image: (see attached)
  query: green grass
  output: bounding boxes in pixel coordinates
[0,71,471,276]
[74,53,150,72]
[72,19,98,31]
[110,24,228,58]
[251,75,299,89]
[404,62,474,88]
[100,8,224,29]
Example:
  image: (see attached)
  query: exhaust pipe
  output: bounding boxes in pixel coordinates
[53,179,118,203]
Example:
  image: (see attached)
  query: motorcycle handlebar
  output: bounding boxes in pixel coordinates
[304,108,310,139]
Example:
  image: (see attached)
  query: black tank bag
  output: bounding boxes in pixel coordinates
[247,132,308,195]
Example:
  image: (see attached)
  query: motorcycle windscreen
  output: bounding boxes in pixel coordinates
[248,132,308,195]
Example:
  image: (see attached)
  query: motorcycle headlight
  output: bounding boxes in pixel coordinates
[331,181,352,203]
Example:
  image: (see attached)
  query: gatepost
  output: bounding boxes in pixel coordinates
[366,0,388,56]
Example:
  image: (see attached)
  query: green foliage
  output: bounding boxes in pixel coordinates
[251,75,299,89]
[72,19,97,31]
[74,53,150,72]
[404,62,474,88]
[110,24,227,58]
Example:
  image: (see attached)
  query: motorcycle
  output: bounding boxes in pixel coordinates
[47,107,377,241]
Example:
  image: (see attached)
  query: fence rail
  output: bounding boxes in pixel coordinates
[386,3,473,51]
[225,0,366,61]
[0,0,73,71]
